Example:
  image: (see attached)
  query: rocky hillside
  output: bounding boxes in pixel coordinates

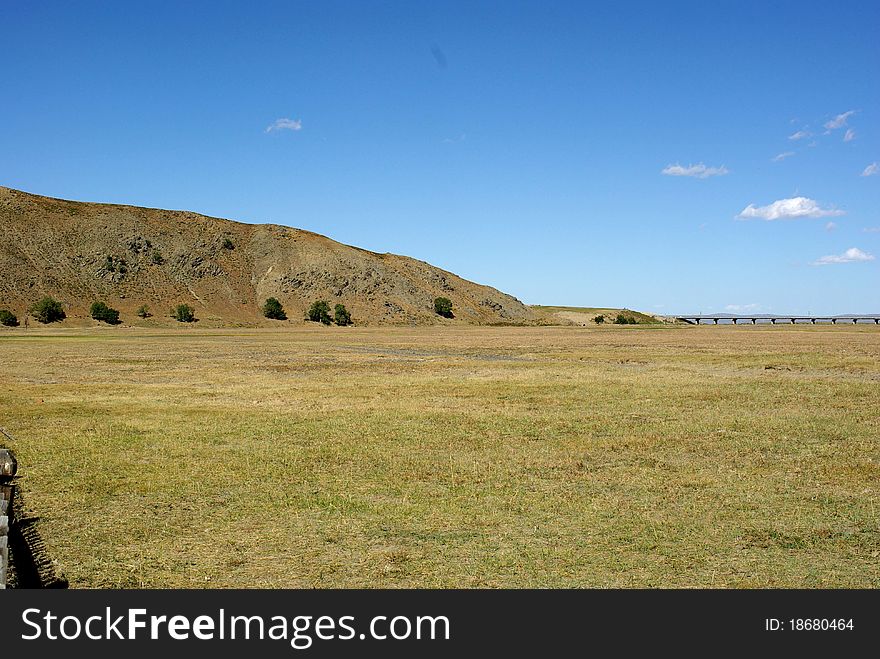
[0,186,536,326]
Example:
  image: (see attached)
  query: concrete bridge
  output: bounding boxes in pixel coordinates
[676,315,880,325]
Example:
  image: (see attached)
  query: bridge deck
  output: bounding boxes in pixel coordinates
[676,315,880,325]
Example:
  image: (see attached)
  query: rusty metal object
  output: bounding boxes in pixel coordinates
[0,448,17,479]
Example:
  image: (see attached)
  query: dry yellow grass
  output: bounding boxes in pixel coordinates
[1,324,878,587]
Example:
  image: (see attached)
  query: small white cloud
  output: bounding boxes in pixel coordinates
[772,151,795,162]
[265,117,303,133]
[737,197,845,221]
[824,110,856,131]
[825,221,837,231]
[844,128,856,142]
[725,303,761,312]
[811,247,875,265]
[861,162,879,177]
[788,129,811,141]
[863,227,880,233]
[661,163,729,179]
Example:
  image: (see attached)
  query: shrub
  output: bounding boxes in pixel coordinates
[222,237,234,250]
[136,304,151,318]
[307,300,332,325]
[0,309,19,327]
[614,313,638,325]
[151,249,164,265]
[594,314,605,324]
[262,297,287,320]
[434,297,454,318]
[29,296,66,324]
[334,303,352,326]
[172,304,196,323]
[90,301,121,325]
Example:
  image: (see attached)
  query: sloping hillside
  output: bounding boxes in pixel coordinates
[0,186,536,326]
[531,306,661,325]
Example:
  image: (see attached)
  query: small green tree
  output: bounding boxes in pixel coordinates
[614,313,638,325]
[434,297,453,318]
[222,237,234,250]
[136,304,151,318]
[90,301,121,325]
[0,309,19,327]
[334,303,352,326]
[151,249,164,265]
[29,297,66,324]
[307,300,332,325]
[172,304,196,323]
[262,297,287,320]
[594,314,605,324]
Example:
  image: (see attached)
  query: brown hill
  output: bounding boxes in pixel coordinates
[0,186,535,326]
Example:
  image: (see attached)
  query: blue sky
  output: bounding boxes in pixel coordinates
[2,1,878,314]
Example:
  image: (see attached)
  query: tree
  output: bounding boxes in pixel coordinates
[0,309,19,327]
[136,304,151,318]
[90,301,121,325]
[593,314,605,324]
[262,297,287,320]
[151,249,164,265]
[222,237,234,250]
[434,297,453,318]
[614,313,638,325]
[29,297,66,324]
[334,303,352,326]
[172,304,196,322]
[307,300,332,325]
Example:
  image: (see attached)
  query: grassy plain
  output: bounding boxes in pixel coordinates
[1,324,878,587]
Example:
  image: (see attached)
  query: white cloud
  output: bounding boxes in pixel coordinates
[864,227,880,233]
[811,247,875,265]
[824,110,856,131]
[844,128,856,142]
[725,303,760,312]
[265,118,303,133]
[661,163,729,179]
[737,197,845,221]
[772,151,795,162]
[788,130,811,141]
[861,162,879,177]
[825,221,837,231]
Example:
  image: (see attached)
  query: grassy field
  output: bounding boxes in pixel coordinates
[1,324,878,588]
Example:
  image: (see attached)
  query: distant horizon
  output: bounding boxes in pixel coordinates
[2,1,878,315]
[5,181,879,317]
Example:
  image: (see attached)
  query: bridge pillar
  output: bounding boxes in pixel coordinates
[875,319,879,325]
[832,318,836,324]
[713,318,719,325]
[751,318,756,324]
[852,318,858,324]
[790,318,796,324]
[770,318,775,325]
[731,318,737,325]
[811,318,816,324]
[695,318,700,325]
